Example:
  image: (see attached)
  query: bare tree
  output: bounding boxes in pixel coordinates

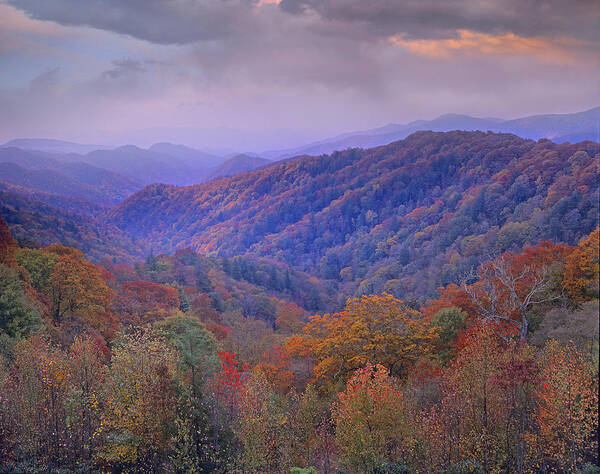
[462,256,562,341]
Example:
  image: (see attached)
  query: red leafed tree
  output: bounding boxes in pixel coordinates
[423,284,480,321]
[253,345,294,393]
[213,351,249,421]
[115,280,179,324]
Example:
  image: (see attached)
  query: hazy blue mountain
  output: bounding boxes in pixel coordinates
[0,162,118,206]
[85,145,207,185]
[0,182,104,217]
[206,154,271,180]
[0,147,143,204]
[263,107,600,159]
[1,138,111,155]
[149,142,225,168]
[501,107,600,141]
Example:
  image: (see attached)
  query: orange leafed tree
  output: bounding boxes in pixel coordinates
[253,345,294,393]
[44,245,114,330]
[287,293,437,388]
[562,228,599,303]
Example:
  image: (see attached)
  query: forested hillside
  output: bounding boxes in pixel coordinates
[0,214,597,472]
[0,192,144,262]
[109,131,599,300]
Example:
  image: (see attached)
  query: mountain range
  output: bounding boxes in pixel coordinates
[104,131,598,299]
[0,145,274,215]
[1,108,598,301]
[263,106,600,159]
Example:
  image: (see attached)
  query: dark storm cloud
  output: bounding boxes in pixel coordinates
[280,0,600,42]
[9,0,600,46]
[7,0,259,45]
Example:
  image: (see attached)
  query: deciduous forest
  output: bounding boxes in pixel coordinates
[0,208,597,472]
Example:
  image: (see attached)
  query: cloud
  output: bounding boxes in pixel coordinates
[389,30,590,65]
[11,0,599,47]
[0,0,598,148]
[7,0,263,45]
[29,67,60,91]
[279,0,600,43]
[0,2,64,36]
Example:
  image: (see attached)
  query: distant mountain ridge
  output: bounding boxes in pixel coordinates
[0,141,271,187]
[262,107,600,159]
[2,138,111,155]
[149,142,223,169]
[0,147,143,206]
[207,154,271,180]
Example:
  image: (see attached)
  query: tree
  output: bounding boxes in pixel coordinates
[66,336,108,463]
[0,217,18,267]
[440,323,507,472]
[211,351,248,423]
[7,337,70,466]
[115,280,179,325]
[332,363,408,472]
[275,301,306,335]
[236,372,294,472]
[44,246,113,328]
[563,228,599,302]
[288,384,333,472]
[462,243,569,340]
[0,263,42,346]
[431,307,467,364]
[155,315,233,471]
[253,345,294,393]
[15,248,58,294]
[156,314,221,386]
[287,293,437,389]
[99,331,180,470]
[532,340,598,471]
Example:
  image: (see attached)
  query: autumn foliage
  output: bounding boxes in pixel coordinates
[0,220,597,472]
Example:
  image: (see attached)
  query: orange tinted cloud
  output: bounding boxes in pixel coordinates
[389,29,586,64]
[0,3,65,36]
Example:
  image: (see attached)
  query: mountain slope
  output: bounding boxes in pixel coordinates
[0,162,116,205]
[108,131,599,300]
[0,182,104,217]
[0,190,144,261]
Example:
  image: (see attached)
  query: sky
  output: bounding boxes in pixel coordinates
[1,0,599,151]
